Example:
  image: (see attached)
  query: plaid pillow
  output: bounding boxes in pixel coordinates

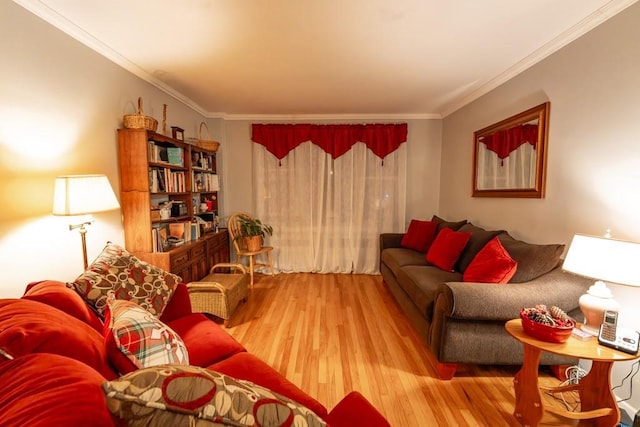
[105,299,188,372]
[68,242,181,318]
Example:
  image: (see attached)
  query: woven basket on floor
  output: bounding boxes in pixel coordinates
[186,263,248,325]
[123,97,158,132]
[196,122,220,151]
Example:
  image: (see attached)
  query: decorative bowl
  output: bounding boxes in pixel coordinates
[519,310,575,343]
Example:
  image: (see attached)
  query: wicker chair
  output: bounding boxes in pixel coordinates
[186,263,249,327]
[227,212,275,286]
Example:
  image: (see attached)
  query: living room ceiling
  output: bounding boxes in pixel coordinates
[15,0,637,118]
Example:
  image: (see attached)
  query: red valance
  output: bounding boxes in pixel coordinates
[480,124,538,160]
[252,123,408,161]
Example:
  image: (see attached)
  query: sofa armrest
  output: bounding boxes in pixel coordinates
[380,233,404,251]
[434,267,592,322]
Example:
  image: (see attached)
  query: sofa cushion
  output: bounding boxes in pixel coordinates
[498,233,565,283]
[381,247,431,278]
[104,299,189,374]
[22,280,104,332]
[159,283,193,323]
[0,299,117,380]
[208,352,328,418]
[103,364,327,427]
[397,266,462,320]
[0,353,114,427]
[400,219,438,253]
[166,313,246,367]
[432,215,467,232]
[455,224,505,273]
[426,228,471,272]
[463,237,518,284]
[68,242,181,319]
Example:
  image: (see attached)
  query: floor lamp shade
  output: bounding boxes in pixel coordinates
[563,233,640,335]
[53,174,120,216]
[52,174,120,269]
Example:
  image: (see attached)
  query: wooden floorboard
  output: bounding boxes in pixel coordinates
[224,272,580,427]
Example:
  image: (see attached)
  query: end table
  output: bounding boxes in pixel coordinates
[505,318,639,427]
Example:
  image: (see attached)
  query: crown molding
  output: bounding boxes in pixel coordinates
[214,112,441,121]
[440,0,639,117]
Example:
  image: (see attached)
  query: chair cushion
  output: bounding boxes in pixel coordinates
[68,242,181,319]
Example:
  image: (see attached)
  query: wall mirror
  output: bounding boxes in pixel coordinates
[472,102,550,198]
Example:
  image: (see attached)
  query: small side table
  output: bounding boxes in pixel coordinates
[505,319,639,427]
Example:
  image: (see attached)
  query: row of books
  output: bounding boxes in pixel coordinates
[192,172,220,192]
[148,142,184,167]
[149,167,186,193]
[151,221,202,253]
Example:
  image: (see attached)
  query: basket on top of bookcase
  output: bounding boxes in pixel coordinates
[196,122,220,152]
[123,97,158,132]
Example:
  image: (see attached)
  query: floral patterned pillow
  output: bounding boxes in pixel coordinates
[102,364,327,427]
[68,242,181,318]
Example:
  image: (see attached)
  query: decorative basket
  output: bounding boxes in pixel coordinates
[197,122,220,151]
[123,97,158,132]
[520,310,575,343]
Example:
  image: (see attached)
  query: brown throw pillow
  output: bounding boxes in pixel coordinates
[455,224,505,273]
[432,215,468,233]
[498,233,565,282]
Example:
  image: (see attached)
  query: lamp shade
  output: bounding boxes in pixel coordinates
[53,174,120,216]
[563,233,640,287]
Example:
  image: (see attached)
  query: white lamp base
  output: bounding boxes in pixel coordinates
[579,323,600,336]
[578,280,619,337]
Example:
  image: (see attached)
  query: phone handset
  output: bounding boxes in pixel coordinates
[598,310,639,355]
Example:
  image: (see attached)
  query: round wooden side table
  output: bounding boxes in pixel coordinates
[505,318,639,427]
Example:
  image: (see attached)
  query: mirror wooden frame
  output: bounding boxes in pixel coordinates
[472,102,550,198]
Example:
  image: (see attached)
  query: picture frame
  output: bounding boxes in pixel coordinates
[171,126,184,141]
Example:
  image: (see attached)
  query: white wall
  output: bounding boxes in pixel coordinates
[441,2,640,417]
[0,1,216,297]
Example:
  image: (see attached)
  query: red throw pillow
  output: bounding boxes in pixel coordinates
[463,237,518,283]
[401,220,438,252]
[426,227,471,272]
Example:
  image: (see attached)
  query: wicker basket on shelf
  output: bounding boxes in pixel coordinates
[196,122,220,151]
[123,97,158,132]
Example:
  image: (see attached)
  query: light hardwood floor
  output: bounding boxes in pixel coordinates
[225,273,579,426]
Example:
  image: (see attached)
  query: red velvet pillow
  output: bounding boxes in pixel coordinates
[400,220,438,252]
[426,227,471,272]
[463,237,518,283]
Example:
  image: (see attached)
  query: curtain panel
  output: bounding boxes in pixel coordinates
[252,123,408,161]
[250,123,407,274]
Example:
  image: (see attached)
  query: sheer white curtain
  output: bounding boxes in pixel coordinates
[476,143,537,190]
[253,141,406,274]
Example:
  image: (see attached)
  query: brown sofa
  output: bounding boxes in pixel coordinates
[379,216,592,379]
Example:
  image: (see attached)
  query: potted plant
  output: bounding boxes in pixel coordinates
[236,214,273,252]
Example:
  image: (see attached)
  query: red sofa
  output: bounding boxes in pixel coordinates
[0,280,390,427]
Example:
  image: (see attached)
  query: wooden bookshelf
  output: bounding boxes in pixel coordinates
[117,128,228,281]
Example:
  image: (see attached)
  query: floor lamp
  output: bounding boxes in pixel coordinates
[52,174,120,269]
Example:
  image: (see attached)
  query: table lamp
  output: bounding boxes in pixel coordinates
[562,232,640,335]
[52,174,120,269]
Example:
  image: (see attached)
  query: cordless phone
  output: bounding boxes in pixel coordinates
[598,310,640,355]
